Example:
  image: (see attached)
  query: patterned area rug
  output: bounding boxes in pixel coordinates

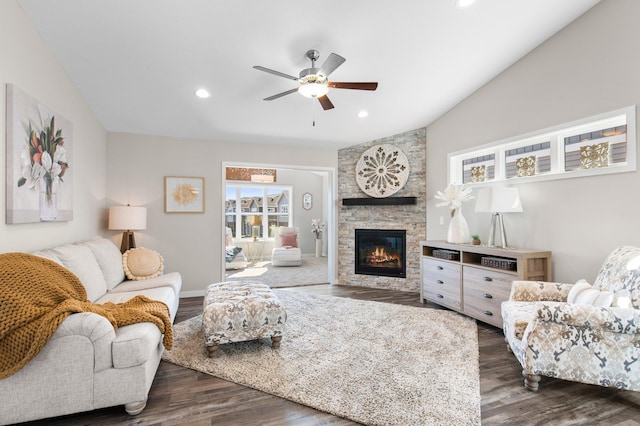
[225,254,328,288]
[162,289,481,426]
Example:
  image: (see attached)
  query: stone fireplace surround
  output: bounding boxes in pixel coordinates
[338,127,426,292]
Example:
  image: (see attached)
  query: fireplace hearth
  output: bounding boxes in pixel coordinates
[355,229,406,278]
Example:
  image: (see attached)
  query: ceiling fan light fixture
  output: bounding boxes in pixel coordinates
[194,88,211,98]
[358,110,369,118]
[298,82,329,98]
[456,0,476,8]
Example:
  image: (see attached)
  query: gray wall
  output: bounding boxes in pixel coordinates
[0,0,107,253]
[106,132,337,294]
[426,0,640,283]
[275,169,327,255]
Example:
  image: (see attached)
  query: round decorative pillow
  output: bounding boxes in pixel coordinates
[123,247,164,281]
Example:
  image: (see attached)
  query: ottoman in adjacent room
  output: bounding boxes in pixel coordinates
[202,281,287,357]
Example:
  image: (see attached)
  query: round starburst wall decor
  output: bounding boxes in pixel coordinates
[355,144,410,198]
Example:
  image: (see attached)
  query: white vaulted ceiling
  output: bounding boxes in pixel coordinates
[18,0,600,149]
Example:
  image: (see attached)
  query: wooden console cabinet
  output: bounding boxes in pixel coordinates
[420,240,552,328]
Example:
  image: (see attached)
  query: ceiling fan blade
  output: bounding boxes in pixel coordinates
[319,53,346,77]
[317,95,335,110]
[264,88,299,101]
[253,66,299,81]
[328,82,378,90]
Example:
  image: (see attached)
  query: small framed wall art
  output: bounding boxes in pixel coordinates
[164,176,205,213]
[303,192,312,210]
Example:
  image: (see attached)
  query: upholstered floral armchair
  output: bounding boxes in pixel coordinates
[501,246,640,391]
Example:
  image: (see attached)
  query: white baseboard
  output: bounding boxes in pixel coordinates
[180,290,206,298]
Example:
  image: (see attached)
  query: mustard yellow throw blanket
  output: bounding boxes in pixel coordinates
[0,253,173,379]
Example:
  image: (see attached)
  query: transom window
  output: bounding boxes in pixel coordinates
[225,184,291,239]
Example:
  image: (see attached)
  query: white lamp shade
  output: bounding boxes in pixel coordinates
[108,206,147,230]
[475,187,523,213]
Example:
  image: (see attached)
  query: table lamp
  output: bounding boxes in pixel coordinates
[474,187,523,248]
[108,204,147,253]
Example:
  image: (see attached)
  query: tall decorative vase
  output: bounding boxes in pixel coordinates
[315,239,322,257]
[39,177,57,222]
[447,208,470,244]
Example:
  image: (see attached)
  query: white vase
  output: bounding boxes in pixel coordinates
[447,208,471,244]
[315,239,322,257]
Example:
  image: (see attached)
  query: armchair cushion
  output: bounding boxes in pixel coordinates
[566,279,614,307]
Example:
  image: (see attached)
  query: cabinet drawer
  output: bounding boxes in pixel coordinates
[423,286,461,310]
[422,258,461,310]
[422,258,460,285]
[463,266,513,327]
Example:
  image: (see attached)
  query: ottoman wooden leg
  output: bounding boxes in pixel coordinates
[271,336,282,349]
[206,344,219,358]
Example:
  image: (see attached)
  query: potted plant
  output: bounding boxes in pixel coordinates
[472,235,481,245]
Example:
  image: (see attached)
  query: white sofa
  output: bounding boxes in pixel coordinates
[0,237,181,425]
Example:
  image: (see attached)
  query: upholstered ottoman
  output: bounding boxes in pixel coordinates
[202,281,286,357]
[271,247,302,266]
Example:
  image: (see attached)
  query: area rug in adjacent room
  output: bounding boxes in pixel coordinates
[162,289,480,426]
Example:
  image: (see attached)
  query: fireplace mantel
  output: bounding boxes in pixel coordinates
[342,196,417,206]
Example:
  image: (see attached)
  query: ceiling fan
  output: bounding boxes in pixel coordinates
[253,49,378,110]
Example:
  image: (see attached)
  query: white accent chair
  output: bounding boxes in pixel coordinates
[271,226,302,267]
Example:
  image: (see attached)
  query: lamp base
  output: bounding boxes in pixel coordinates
[486,213,509,249]
[120,230,136,253]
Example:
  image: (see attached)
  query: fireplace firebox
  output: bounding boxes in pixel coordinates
[354,229,406,278]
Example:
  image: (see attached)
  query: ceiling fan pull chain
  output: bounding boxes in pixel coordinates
[312,98,316,127]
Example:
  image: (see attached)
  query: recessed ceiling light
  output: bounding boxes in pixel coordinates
[195,88,211,99]
[358,111,369,118]
[456,0,476,8]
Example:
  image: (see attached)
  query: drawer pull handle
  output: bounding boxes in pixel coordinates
[483,276,493,282]
[483,293,493,299]
[437,280,444,284]
[437,266,444,270]
[436,294,444,299]
[483,310,493,316]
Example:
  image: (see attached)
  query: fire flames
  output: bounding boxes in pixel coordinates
[365,246,400,267]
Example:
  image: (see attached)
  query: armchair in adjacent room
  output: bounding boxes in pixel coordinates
[271,226,302,267]
[501,246,640,392]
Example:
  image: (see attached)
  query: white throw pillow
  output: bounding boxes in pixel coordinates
[613,290,632,309]
[567,279,614,307]
[567,279,592,304]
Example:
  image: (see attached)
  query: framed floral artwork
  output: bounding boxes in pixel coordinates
[5,84,73,223]
[164,176,205,213]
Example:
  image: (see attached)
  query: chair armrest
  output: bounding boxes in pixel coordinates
[509,280,574,302]
[534,302,640,335]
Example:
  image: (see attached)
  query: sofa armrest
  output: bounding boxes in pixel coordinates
[52,312,116,372]
[509,280,574,302]
[534,302,640,335]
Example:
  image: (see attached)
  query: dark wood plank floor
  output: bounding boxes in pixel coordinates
[22,284,640,426]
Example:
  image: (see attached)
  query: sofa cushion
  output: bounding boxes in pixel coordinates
[122,247,164,281]
[97,286,178,322]
[50,244,107,302]
[83,237,125,290]
[108,272,182,299]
